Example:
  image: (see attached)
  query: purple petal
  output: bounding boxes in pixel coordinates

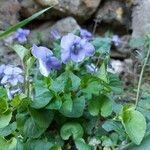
[39,59,52,77]
[23,29,30,35]
[8,78,18,86]
[61,51,70,64]
[17,75,24,83]
[4,65,13,75]
[18,36,27,43]
[61,33,80,52]
[50,56,61,69]
[71,49,85,63]
[80,29,92,40]
[32,44,53,60]
[0,64,6,75]
[13,67,23,74]
[83,41,95,57]
[1,76,9,85]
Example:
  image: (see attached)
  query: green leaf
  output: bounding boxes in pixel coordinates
[101,96,112,117]
[19,109,53,138]
[92,37,111,53]
[82,81,103,99]
[50,146,62,150]
[109,73,123,94]
[50,72,68,92]
[11,95,21,107]
[0,137,17,150]
[0,110,12,128]
[10,44,29,61]
[23,117,45,138]
[29,108,54,129]
[88,95,112,117]
[46,96,62,110]
[75,138,92,150]
[61,93,73,112]
[0,99,8,114]
[60,122,84,140]
[25,139,52,150]
[0,87,7,98]
[0,122,16,137]
[122,132,150,150]
[69,72,81,91]
[98,62,108,83]
[102,120,126,140]
[0,7,53,39]
[88,98,101,116]
[60,96,85,118]
[31,91,53,109]
[121,106,147,145]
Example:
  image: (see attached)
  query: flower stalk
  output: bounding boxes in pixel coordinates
[135,42,150,108]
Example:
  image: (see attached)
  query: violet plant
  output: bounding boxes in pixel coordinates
[0,26,149,150]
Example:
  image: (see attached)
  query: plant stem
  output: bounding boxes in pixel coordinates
[135,45,150,108]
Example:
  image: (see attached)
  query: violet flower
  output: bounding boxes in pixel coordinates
[5,87,21,100]
[32,44,61,77]
[61,33,95,64]
[112,35,121,47]
[14,28,30,43]
[80,29,92,40]
[86,63,98,73]
[0,64,5,78]
[1,65,24,86]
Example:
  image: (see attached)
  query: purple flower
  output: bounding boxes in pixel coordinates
[32,44,61,77]
[1,65,24,86]
[86,63,98,73]
[5,87,21,100]
[14,28,30,43]
[0,64,5,77]
[80,29,92,40]
[112,35,121,47]
[61,33,95,64]
[50,29,61,40]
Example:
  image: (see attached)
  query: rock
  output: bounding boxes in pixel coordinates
[0,41,20,65]
[132,0,150,38]
[19,0,101,21]
[95,0,131,28]
[19,0,41,18]
[117,35,131,54]
[0,0,20,30]
[35,0,59,6]
[109,59,124,74]
[29,17,80,47]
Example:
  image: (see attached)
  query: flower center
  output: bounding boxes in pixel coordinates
[71,42,81,55]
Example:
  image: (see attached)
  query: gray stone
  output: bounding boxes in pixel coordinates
[95,0,131,28]
[29,17,80,47]
[19,0,41,18]
[132,0,150,38]
[0,41,20,65]
[0,0,20,30]
[35,0,59,6]
[117,35,131,54]
[19,0,101,20]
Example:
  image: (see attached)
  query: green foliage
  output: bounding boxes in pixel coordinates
[92,37,111,53]
[0,137,17,150]
[121,105,147,145]
[60,122,84,140]
[0,110,12,128]
[11,44,29,62]
[0,9,149,149]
